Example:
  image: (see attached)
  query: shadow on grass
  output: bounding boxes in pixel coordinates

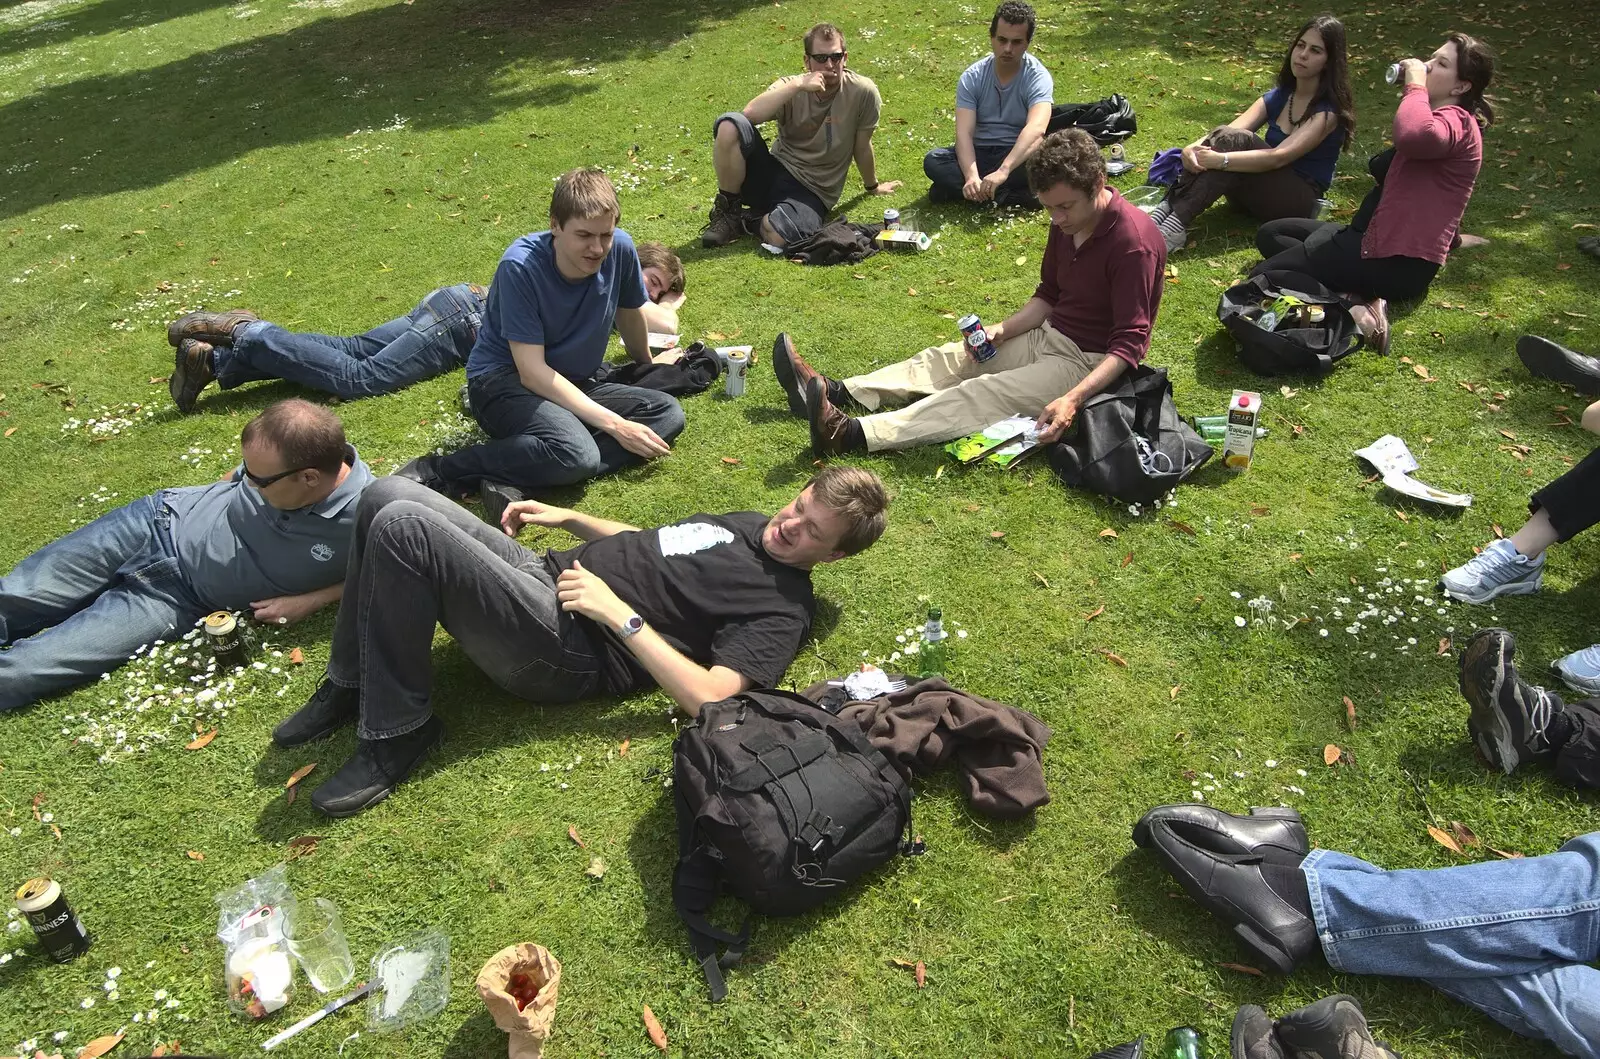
[0,0,236,59]
[0,0,775,219]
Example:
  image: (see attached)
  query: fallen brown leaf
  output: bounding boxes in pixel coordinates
[1323,744,1342,766]
[619,738,630,756]
[1492,523,1505,538]
[1498,429,1518,440]
[285,835,322,860]
[1083,605,1105,622]
[1031,571,1051,589]
[1121,551,1133,568]
[1343,696,1357,730]
[1217,961,1264,977]
[1169,685,1180,701]
[1394,508,1409,522]
[185,728,217,751]
[1489,847,1525,859]
[1168,520,1196,535]
[149,376,169,385]
[989,530,1006,540]
[568,825,586,849]
[31,792,43,820]
[1438,637,1452,656]
[1097,648,1128,667]
[185,850,204,861]
[1098,527,1118,538]
[3,427,16,438]
[1428,825,1465,856]
[1249,505,1270,517]
[642,1005,668,1052]
[890,957,917,968]
[288,647,304,665]
[915,960,927,988]
[719,456,741,465]
[76,1032,124,1059]
[1449,821,1481,849]
[285,763,317,788]
[963,503,981,513]
[285,785,298,806]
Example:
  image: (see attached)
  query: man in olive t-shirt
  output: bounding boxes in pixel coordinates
[701,22,903,249]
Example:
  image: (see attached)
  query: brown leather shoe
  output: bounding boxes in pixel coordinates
[773,332,822,418]
[1367,298,1391,356]
[807,377,865,457]
[167,309,258,347]
[171,338,215,413]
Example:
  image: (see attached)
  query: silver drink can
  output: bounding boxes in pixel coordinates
[724,349,749,397]
[1385,62,1402,84]
[883,208,900,230]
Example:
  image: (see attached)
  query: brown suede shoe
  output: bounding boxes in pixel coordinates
[807,377,865,457]
[171,338,215,413]
[167,309,258,347]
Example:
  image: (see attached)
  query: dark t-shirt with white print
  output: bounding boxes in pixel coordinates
[544,511,815,695]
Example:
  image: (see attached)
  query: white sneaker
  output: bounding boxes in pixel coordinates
[1553,644,1600,697]
[1439,538,1544,604]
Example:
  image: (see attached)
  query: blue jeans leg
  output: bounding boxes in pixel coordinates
[437,370,684,489]
[214,284,481,399]
[0,494,207,712]
[1304,838,1600,1057]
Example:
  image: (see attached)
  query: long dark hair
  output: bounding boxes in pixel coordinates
[1447,32,1496,128]
[1277,14,1356,151]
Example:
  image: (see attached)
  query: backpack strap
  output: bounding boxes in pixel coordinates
[672,784,751,1002]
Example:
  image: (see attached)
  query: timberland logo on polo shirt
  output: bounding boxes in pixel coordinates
[310,544,335,562]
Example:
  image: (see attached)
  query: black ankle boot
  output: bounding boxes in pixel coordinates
[311,716,444,818]
[272,679,359,748]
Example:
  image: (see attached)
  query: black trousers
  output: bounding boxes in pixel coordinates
[1252,218,1438,301]
[1531,446,1600,542]
[1550,696,1600,790]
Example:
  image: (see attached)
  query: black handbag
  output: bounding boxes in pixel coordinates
[1218,270,1364,376]
[1045,366,1212,504]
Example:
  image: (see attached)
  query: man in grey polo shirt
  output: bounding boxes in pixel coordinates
[0,399,373,713]
[923,2,1053,208]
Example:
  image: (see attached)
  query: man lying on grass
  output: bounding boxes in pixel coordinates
[1,399,372,712]
[270,466,890,817]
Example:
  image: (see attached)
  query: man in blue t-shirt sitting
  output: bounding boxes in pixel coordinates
[923,2,1054,208]
[397,168,685,514]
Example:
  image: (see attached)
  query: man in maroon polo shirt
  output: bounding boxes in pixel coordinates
[771,128,1167,455]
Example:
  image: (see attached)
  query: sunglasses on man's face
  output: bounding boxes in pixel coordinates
[242,463,312,488]
[808,50,847,65]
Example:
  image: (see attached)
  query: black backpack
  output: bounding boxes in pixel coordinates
[671,689,913,1001]
[1218,269,1365,376]
[1047,94,1137,144]
[1046,366,1213,505]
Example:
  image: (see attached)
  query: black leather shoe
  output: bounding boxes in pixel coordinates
[1089,1039,1145,1059]
[272,679,359,748]
[1138,815,1318,974]
[1133,804,1308,860]
[311,716,444,818]
[1517,335,1600,396]
[392,455,452,495]
[1230,1005,1284,1059]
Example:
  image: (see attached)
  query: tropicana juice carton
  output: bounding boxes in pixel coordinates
[1223,389,1261,470]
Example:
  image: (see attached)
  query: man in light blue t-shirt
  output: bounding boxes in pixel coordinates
[396,168,685,516]
[923,2,1054,208]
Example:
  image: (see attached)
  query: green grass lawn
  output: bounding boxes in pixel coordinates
[3,0,1599,1054]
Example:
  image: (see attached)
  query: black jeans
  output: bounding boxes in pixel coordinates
[1252,218,1438,301]
[1531,446,1600,542]
[1165,127,1322,227]
[325,477,601,739]
[437,367,685,490]
[922,144,1036,205]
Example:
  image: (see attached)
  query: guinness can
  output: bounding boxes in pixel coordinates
[204,611,254,670]
[15,877,93,963]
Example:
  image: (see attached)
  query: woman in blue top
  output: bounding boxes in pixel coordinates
[1150,14,1355,254]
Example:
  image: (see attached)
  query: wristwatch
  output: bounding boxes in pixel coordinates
[864,181,879,191]
[1220,153,1230,170]
[617,613,645,639]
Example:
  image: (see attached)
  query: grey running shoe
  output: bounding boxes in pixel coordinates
[1439,539,1543,604]
[1231,1005,1285,1059]
[1552,644,1600,698]
[1460,628,1557,774]
[1274,994,1399,1059]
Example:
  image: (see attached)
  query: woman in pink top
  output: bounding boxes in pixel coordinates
[1250,33,1495,351]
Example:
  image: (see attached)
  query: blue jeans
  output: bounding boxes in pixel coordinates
[1304,836,1600,1057]
[923,144,1035,204]
[437,367,685,489]
[213,283,485,399]
[0,493,208,712]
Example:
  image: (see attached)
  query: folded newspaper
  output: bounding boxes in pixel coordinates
[1354,435,1472,507]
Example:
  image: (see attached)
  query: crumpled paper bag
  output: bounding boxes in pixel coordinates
[475,943,561,1059]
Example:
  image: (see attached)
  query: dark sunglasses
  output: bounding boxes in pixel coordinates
[242,463,313,488]
[807,50,847,64]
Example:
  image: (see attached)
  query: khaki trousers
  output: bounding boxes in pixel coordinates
[845,322,1103,452]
